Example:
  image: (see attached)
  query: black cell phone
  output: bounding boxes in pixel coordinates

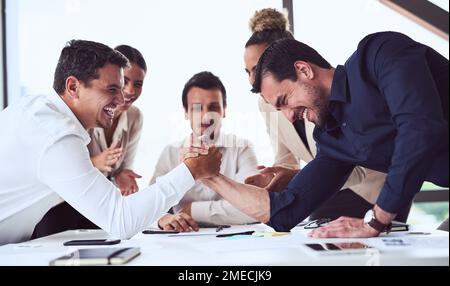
[142,230,180,234]
[63,239,121,246]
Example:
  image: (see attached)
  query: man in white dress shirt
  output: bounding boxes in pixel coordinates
[150,71,258,231]
[0,40,221,245]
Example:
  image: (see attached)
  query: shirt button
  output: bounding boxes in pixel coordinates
[342,122,347,127]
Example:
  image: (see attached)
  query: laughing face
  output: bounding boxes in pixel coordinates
[260,73,329,127]
[185,87,225,143]
[116,63,146,115]
[76,63,125,129]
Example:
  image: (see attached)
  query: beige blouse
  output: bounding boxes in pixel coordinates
[87,105,143,179]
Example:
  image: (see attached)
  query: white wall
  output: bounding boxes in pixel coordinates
[6,0,283,188]
[0,1,4,110]
[293,0,448,68]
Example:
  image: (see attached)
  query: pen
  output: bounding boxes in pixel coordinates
[216,231,254,238]
[215,225,230,232]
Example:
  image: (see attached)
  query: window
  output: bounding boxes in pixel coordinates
[6,0,283,184]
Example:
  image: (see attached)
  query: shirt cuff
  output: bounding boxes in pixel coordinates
[174,163,196,189]
[190,201,212,224]
[267,191,296,231]
[376,186,412,214]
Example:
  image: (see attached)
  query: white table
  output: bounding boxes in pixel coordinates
[0,224,448,266]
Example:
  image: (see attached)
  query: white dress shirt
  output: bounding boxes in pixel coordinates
[0,93,194,245]
[88,105,143,178]
[150,133,259,225]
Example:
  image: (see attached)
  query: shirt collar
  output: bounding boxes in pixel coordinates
[93,111,128,149]
[46,92,91,145]
[329,65,349,104]
[115,111,129,133]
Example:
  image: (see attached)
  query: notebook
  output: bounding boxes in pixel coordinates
[390,221,409,232]
[49,247,140,266]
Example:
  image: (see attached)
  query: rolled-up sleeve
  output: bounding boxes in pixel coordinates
[372,33,448,213]
[268,153,354,231]
[38,135,194,239]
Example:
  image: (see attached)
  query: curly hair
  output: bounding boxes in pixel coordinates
[249,8,289,33]
[245,8,294,48]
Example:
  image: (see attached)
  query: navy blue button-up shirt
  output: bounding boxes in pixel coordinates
[268,32,449,231]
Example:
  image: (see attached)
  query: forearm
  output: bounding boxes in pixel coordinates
[268,155,355,231]
[42,137,194,239]
[191,200,257,225]
[202,174,270,223]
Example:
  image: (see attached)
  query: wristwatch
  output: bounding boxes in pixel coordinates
[364,209,392,233]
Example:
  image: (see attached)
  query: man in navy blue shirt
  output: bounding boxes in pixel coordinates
[202,32,448,238]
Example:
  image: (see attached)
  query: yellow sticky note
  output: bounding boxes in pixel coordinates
[252,232,290,237]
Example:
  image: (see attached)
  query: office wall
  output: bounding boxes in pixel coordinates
[0,0,4,109]
[5,0,283,186]
[292,0,448,68]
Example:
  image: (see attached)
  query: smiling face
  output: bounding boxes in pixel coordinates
[116,63,146,115]
[185,87,225,141]
[67,63,125,129]
[244,43,267,85]
[260,65,330,127]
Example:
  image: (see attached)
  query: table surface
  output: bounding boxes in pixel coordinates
[0,224,448,266]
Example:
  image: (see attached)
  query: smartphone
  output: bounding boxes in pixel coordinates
[63,239,121,246]
[303,242,372,255]
[142,230,180,234]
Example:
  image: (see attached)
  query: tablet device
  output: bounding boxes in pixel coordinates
[49,247,140,266]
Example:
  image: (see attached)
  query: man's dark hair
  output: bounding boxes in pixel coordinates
[115,45,147,73]
[53,40,129,95]
[252,38,332,93]
[182,71,227,111]
[245,29,294,48]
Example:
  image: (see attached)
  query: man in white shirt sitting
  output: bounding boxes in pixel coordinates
[0,40,222,245]
[150,71,258,231]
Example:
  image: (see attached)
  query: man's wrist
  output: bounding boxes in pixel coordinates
[364,222,382,236]
[364,206,395,234]
[373,205,396,225]
[183,160,198,180]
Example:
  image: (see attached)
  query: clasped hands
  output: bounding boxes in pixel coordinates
[181,134,222,180]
